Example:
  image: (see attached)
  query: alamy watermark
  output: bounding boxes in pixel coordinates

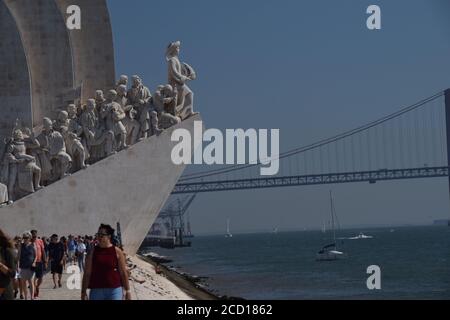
[366,5,381,30]
[171,121,280,176]
[64,4,382,32]
[66,265,82,290]
[366,265,381,290]
[66,5,81,30]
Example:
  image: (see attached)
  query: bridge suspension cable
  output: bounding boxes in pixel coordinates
[180,91,445,182]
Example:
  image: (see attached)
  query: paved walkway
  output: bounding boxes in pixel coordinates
[31,257,186,300]
[38,269,80,300]
[35,264,138,300]
[39,272,137,301]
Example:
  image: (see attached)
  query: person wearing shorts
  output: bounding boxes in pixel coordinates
[18,232,36,300]
[48,234,65,289]
[31,230,46,298]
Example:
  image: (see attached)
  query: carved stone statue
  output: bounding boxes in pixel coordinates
[1,128,42,202]
[166,41,197,120]
[115,84,141,145]
[67,104,89,165]
[36,118,72,182]
[95,90,107,127]
[101,90,127,151]
[0,183,7,206]
[53,110,69,135]
[153,84,181,130]
[127,75,152,138]
[116,75,128,91]
[80,99,115,162]
[54,108,87,172]
[67,103,79,120]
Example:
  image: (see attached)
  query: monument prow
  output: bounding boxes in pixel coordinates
[0,114,201,255]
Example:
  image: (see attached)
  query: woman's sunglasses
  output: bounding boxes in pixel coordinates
[96,233,109,238]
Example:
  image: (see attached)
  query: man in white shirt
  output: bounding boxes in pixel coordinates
[76,238,87,273]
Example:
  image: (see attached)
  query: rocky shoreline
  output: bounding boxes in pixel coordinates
[138,254,245,301]
[138,255,219,300]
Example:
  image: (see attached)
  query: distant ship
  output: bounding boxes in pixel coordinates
[433,219,450,227]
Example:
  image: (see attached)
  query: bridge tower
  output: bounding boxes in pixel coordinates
[445,89,450,224]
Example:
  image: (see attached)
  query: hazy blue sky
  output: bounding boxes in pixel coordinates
[108,0,450,234]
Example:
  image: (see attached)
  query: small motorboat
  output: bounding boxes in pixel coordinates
[348,233,373,240]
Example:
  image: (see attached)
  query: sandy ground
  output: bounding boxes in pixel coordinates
[35,256,191,300]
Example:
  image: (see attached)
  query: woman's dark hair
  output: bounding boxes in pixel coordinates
[0,228,14,249]
[99,224,115,238]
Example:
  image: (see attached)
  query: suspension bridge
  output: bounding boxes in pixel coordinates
[173,89,450,195]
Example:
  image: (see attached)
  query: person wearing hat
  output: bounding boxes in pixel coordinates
[18,231,36,300]
[116,75,128,91]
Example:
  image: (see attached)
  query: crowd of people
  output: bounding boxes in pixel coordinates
[0,224,131,300]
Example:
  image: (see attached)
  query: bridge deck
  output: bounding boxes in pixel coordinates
[173,167,449,194]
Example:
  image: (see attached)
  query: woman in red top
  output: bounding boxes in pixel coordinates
[81,224,131,300]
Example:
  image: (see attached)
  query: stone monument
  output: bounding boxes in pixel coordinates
[0,0,201,255]
[166,41,197,120]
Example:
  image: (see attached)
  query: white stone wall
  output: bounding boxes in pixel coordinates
[0,0,116,142]
[3,0,75,124]
[55,0,116,102]
[0,1,32,141]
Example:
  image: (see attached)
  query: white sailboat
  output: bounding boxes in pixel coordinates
[225,219,233,238]
[316,191,346,261]
[321,221,326,234]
